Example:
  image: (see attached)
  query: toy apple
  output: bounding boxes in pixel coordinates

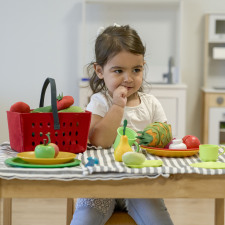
[49,143,59,158]
[35,139,55,158]
[182,135,200,149]
[34,133,57,158]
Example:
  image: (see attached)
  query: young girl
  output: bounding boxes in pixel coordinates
[71,24,174,225]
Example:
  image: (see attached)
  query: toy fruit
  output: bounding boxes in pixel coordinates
[35,133,55,158]
[182,135,200,149]
[57,93,74,111]
[137,122,172,148]
[122,152,146,165]
[49,143,59,158]
[10,102,30,113]
[114,120,133,162]
[46,133,59,157]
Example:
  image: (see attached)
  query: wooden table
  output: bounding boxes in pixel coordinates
[1,174,225,225]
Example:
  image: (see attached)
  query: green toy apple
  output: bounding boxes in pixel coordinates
[35,133,55,158]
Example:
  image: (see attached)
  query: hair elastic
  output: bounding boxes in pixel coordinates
[97,23,121,36]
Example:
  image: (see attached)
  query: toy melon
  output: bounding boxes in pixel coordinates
[137,122,172,148]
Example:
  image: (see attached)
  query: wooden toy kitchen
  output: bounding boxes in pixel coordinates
[202,14,225,145]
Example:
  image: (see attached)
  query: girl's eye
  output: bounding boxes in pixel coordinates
[133,68,141,73]
[114,70,123,74]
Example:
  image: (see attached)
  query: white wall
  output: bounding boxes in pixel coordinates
[0,0,83,143]
[1,0,225,144]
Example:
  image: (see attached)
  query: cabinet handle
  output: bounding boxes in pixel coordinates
[217,97,224,105]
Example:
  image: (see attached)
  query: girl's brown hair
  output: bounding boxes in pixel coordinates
[88,25,146,93]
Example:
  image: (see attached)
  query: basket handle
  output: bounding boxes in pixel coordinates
[39,77,60,130]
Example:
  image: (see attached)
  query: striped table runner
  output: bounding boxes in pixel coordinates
[1,142,225,181]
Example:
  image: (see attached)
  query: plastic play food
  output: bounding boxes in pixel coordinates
[137,122,172,148]
[114,135,133,162]
[114,120,133,162]
[58,106,84,112]
[49,143,59,158]
[122,152,146,165]
[182,135,200,149]
[35,133,56,158]
[169,139,187,149]
[32,105,52,113]
[10,101,30,113]
[57,93,74,111]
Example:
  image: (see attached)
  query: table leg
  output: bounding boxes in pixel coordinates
[3,198,12,225]
[66,198,74,225]
[215,198,224,225]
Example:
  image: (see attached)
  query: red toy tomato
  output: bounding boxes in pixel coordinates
[182,135,200,149]
[10,102,30,113]
[49,143,59,158]
[57,93,74,111]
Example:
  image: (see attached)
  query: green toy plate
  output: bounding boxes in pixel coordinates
[5,157,81,168]
[190,162,225,169]
[124,160,163,168]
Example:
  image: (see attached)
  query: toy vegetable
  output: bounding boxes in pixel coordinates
[114,120,133,162]
[32,93,74,113]
[10,102,30,113]
[35,133,56,158]
[57,93,74,111]
[137,122,172,148]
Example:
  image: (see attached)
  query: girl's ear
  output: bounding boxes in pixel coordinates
[94,63,104,79]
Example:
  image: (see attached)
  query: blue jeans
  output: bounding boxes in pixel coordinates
[70,198,174,225]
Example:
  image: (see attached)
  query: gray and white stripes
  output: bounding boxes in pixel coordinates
[1,142,225,182]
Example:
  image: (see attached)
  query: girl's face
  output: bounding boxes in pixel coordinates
[95,50,144,99]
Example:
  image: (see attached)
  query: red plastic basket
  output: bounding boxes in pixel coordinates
[7,78,91,153]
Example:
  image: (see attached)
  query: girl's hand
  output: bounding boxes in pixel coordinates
[112,86,128,108]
